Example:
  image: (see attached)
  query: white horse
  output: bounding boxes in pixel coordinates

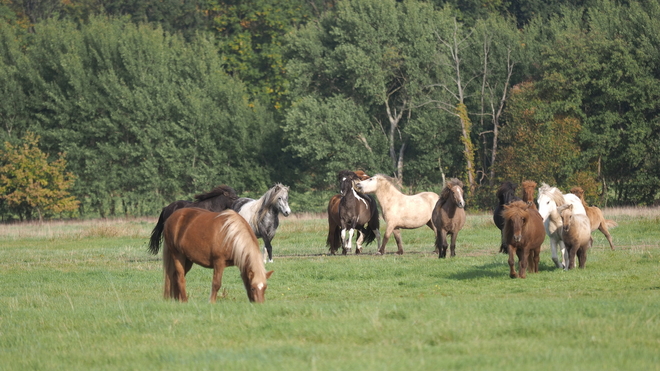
[232,184,291,263]
[537,183,587,269]
[356,174,439,255]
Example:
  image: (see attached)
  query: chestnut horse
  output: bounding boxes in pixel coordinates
[356,174,439,255]
[327,170,375,254]
[537,183,587,269]
[502,201,545,278]
[148,185,238,255]
[159,208,273,303]
[557,203,593,269]
[493,182,522,254]
[338,171,380,254]
[432,178,466,258]
[570,187,617,250]
[521,180,537,210]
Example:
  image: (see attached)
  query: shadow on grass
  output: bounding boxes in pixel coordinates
[446,260,561,280]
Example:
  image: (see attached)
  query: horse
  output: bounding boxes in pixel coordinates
[356,174,439,255]
[570,186,617,250]
[432,178,466,258]
[327,171,375,255]
[232,183,291,263]
[148,185,238,255]
[493,182,522,254]
[337,171,380,254]
[537,183,587,269]
[502,201,545,278]
[158,208,273,303]
[557,203,593,269]
[521,180,538,210]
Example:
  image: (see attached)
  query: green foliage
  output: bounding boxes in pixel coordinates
[0,132,79,221]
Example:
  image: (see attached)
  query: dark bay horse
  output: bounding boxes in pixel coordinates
[432,178,466,258]
[570,186,617,250]
[148,185,238,255]
[338,170,380,254]
[160,208,273,303]
[502,201,545,278]
[493,182,522,253]
[327,170,374,254]
[232,184,291,263]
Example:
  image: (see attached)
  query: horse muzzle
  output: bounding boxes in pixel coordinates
[514,234,522,243]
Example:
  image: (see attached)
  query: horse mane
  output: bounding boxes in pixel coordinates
[440,178,464,203]
[255,183,289,223]
[221,211,265,276]
[496,181,518,203]
[194,185,238,202]
[502,200,528,219]
[373,174,402,191]
[538,183,565,205]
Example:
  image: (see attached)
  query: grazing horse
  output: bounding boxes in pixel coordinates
[502,201,545,278]
[148,185,238,255]
[557,203,593,269]
[158,208,273,303]
[521,180,538,210]
[356,174,439,255]
[432,178,466,258]
[232,184,291,263]
[570,187,617,250]
[537,183,587,269]
[327,171,376,254]
[493,182,522,254]
[338,171,380,254]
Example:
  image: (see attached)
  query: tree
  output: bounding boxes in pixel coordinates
[0,132,79,221]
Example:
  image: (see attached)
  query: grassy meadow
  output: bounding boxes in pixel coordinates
[1,208,659,370]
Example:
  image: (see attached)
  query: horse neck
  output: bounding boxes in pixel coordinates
[374,179,402,205]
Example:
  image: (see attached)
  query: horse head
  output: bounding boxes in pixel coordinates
[245,270,274,303]
[442,178,465,208]
[496,182,518,205]
[273,184,291,217]
[558,203,574,233]
[504,201,531,243]
[537,183,564,221]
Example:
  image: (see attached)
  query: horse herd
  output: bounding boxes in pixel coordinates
[146,171,617,303]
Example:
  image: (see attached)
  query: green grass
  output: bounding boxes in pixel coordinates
[1,210,659,370]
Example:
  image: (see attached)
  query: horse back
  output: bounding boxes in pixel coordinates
[164,208,247,268]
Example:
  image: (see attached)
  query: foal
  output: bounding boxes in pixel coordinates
[558,203,593,269]
[432,178,466,258]
[570,187,617,250]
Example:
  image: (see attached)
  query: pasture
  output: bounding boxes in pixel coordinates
[1,208,659,370]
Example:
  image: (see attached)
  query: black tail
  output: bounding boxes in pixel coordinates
[148,210,167,255]
[361,195,380,246]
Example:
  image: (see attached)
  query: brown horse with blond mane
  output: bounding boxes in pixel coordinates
[570,186,617,250]
[557,203,593,269]
[502,200,545,278]
[158,208,273,303]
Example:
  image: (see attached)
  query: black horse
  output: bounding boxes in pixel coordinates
[337,170,380,255]
[148,185,238,255]
[493,181,522,254]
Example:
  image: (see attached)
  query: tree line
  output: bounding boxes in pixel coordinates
[1,0,659,220]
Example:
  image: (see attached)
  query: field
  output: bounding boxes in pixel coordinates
[1,208,659,370]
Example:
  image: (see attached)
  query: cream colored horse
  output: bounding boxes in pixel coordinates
[356,174,439,255]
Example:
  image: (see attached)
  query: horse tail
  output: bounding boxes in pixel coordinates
[149,209,167,255]
[604,219,618,229]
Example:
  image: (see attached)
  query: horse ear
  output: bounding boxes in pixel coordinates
[266,270,274,279]
[248,270,255,281]
[568,204,573,210]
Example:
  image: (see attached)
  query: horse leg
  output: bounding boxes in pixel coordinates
[378,226,395,255]
[499,230,508,254]
[528,248,539,273]
[210,262,226,303]
[508,245,518,278]
[560,240,569,270]
[566,242,577,270]
[550,237,562,269]
[518,248,528,279]
[598,223,615,250]
[340,228,348,255]
[392,229,404,255]
[449,231,458,258]
[172,252,188,302]
[438,230,448,258]
[346,228,355,254]
[264,238,274,263]
[356,230,364,254]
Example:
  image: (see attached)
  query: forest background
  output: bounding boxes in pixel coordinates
[1,0,659,221]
